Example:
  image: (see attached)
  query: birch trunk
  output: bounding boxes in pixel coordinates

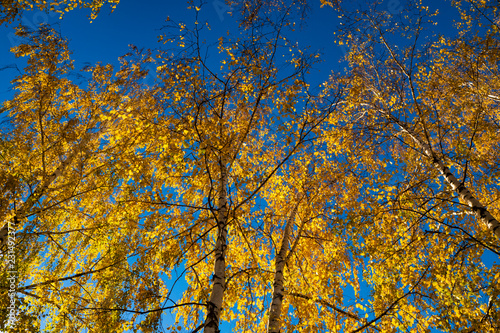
[267,202,300,333]
[388,114,500,239]
[204,156,229,333]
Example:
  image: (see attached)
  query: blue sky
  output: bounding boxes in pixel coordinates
[0,0,342,105]
[0,0,465,114]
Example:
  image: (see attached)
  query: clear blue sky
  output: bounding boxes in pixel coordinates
[0,0,464,116]
[0,0,342,105]
[0,0,462,106]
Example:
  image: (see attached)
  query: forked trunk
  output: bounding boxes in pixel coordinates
[267,202,300,333]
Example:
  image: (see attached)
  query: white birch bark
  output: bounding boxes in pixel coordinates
[363,40,500,238]
[385,112,500,239]
[267,202,300,333]
[204,156,229,333]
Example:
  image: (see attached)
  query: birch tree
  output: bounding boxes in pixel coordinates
[88,3,330,332]
[0,25,158,332]
[326,0,500,331]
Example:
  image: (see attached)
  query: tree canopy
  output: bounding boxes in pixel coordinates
[0,0,499,332]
